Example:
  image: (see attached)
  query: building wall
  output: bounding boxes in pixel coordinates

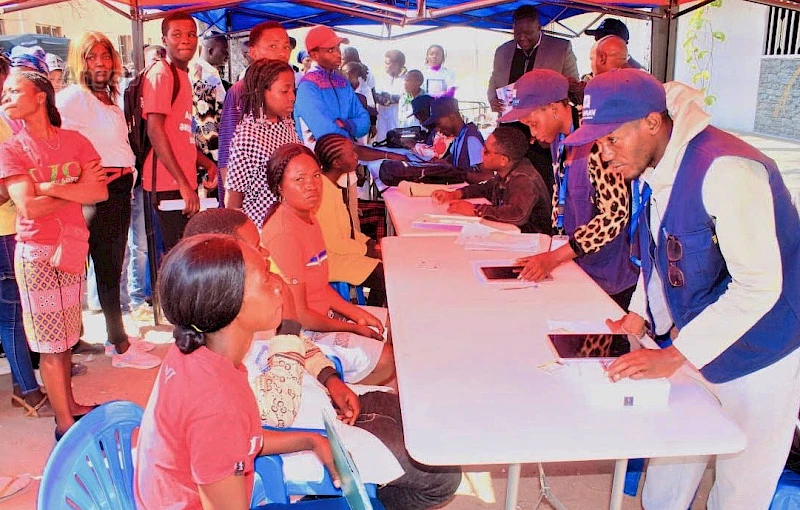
[755,57,800,139]
[673,0,767,133]
[0,0,163,63]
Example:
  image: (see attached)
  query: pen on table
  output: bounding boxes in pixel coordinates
[499,284,538,290]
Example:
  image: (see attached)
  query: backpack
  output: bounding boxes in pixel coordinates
[123,61,180,184]
[378,159,466,187]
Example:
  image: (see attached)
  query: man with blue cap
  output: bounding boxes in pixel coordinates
[578,69,800,509]
[503,69,638,310]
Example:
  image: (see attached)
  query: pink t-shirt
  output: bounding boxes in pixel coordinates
[135,344,265,510]
[141,61,197,192]
[260,205,332,315]
[0,127,99,245]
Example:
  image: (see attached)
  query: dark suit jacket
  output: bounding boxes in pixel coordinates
[487,35,579,102]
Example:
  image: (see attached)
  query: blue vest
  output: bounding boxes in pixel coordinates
[639,126,800,383]
[556,142,639,296]
[451,123,484,171]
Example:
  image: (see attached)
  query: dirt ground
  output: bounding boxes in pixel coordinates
[0,131,796,509]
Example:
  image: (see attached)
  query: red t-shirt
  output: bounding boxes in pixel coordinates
[260,205,332,315]
[0,127,99,245]
[141,61,197,192]
[135,344,265,509]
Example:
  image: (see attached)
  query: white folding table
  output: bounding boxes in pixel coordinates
[382,187,520,237]
[382,235,746,510]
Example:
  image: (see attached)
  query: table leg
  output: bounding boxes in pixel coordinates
[609,458,627,510]
[505,463,521,510]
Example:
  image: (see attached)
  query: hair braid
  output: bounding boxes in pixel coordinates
[20,71,61,127]
[241,59,294,119]
[314,134,351,174]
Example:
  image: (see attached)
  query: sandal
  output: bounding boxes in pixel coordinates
[10,392,54,418]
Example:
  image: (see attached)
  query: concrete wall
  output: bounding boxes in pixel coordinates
[1,0,163,62]
[755,57,800,139]
[673,0,767,133]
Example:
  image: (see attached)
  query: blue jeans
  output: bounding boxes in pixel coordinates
[123,184,150,308]
[0,234,37,394]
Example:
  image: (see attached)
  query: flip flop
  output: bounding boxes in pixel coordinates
[10,393,54,418]
[0,474,31,502]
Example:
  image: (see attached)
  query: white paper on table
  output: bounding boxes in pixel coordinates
[457,223,550,252]
[411,213,481,231]
[157,198,219,211]
[547,320,613,334]
[397,181,456,197]
[496,85,516,116]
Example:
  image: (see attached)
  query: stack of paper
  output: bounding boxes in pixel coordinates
[411,214,481,231]
[456,223,551,252]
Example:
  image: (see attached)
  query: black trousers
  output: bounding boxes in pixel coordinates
[84,173,133,346]
[361,262,386,307]
[356,392,462,510]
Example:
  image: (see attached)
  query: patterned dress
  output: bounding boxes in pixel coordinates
[226,115,299,229]
[0,128,99,353]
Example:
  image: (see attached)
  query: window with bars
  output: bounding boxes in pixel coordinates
[764,6,800,56]
[35,24,62,37]
[118,34,132,65]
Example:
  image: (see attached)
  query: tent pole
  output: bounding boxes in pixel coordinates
[650,1,678,82]
[131,0,144,73]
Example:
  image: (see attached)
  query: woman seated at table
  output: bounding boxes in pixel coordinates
[135,234,339,509]
[314,133,385,306]
[261,142,395,388]
[431,127,553,234]
[183,208,463,510]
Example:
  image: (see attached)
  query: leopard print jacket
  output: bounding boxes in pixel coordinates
[552,142,629,256]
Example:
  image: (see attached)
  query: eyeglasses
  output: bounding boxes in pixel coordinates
[666,234,684,288]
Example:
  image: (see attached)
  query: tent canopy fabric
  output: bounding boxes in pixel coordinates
[187,0,659,35]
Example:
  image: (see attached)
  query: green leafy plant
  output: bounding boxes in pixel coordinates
[682,0,725,108]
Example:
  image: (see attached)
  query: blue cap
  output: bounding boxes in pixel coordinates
[563,69,666,147]
[410,94,433,118]
[423,96,459,127]
[297,50,309,64]
[9,45,48,74]
[498,69,569,123]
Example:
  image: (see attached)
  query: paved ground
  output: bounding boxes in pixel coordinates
[0,131,795,509]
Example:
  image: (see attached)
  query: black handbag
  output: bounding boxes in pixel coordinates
[378,160,466,187]
[375,126,427,149]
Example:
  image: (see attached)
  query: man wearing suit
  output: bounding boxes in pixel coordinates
[487,4,579,112]
[487,4,578,197]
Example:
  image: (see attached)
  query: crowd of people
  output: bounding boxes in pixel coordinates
[0,4,797,510]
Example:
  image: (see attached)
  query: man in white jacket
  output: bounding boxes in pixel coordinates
[564,69,800,510]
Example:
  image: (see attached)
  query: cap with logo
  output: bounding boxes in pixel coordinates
[497,69,569,123]
[305,26,349,52]
[563,68,665,147]
[585,18,630,43]
[45,53,65,72]
[422,96,459,127]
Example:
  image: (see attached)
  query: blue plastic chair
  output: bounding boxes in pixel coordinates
[38,400,143,510]
[251,432,381,508]
[251,355,383,508]
[771,468,800,509]
[330,282,366,305]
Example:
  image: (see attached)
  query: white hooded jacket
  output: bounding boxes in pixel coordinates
[629,82,783,371]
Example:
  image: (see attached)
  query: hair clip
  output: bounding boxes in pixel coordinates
[190,324,204,333]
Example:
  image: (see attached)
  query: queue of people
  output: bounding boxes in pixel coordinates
[0,5,796,510]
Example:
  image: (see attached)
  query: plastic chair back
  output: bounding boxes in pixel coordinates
[330,282,366,306]
[37,401,144,510]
